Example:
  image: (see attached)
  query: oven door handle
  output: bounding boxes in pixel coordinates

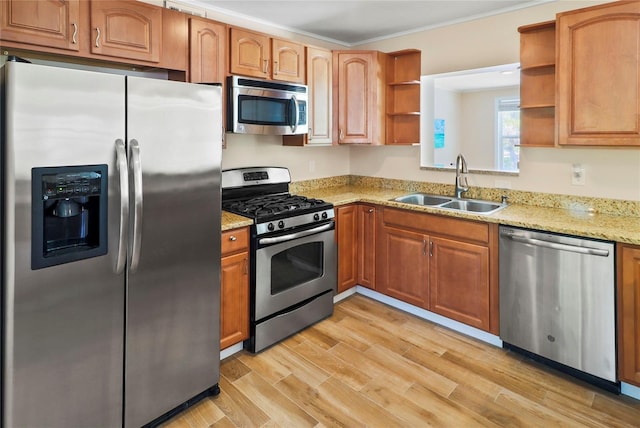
[259,222,334,245]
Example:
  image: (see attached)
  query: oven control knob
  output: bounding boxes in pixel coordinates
[313,213,320,221]
[278,220,285,229]
[321,212,328,219]
[268,223,275,231]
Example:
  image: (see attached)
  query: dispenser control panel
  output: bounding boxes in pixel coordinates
[42,171,103,199]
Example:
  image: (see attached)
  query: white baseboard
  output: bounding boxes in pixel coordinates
[622,382,640,400]
[352,286,503,348]
[334,286,357,303]
[220,342,243,360]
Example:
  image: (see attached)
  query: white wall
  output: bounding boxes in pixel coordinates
[222,134,351,179]
[460,86,519,170]
[433,88,461,168]
[352,0,640,201]
[217,0,639,200]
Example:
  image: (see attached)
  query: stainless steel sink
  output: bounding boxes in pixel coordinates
[392,193,452,206]
[440,199,503,213]
[391,193,507,215]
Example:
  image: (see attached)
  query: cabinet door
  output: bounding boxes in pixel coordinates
[429,237,490,330]
[272,37,305,83]
[229,27,270,78]
[307,46,333,145]
[377,225,428,308]
[618,244,640,386]
[335,51,380,145]
[557,1,640,146]
[357,204,376,289]
[220,251,249,350]
[189,17,226,83]
[0,0,80,51]
[337,205,358,293]
[90,1,162,63]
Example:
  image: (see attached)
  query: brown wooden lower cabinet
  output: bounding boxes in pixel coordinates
[376,207,498,334]
[337,204,378,293]
[221,227,249,350]
[376,225,429,308]
[618,243,640,386]
[337,205,358,293]
[429,236,490,330]
[357,204,377,289]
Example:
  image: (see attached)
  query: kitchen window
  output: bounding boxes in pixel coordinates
[495,97,520,171]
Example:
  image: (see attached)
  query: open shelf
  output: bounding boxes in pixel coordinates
[385,49,421,145]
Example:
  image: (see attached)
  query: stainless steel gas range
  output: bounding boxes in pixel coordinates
[222,167,337,352]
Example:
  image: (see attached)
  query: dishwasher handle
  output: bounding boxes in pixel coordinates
[504,232,610,257]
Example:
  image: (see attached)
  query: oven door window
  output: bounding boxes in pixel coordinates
[238,95,294,126]
[271,241,323,295]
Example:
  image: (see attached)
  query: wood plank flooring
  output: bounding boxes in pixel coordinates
[161,294,640,427]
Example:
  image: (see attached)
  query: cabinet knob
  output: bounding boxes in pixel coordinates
[368,208,374,213]
[229,235,237,241]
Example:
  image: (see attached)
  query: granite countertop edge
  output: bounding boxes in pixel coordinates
[296,185,640,246]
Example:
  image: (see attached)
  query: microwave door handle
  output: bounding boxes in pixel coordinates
[290,95,299,133]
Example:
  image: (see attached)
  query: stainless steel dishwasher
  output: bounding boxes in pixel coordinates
[499,226,618,391]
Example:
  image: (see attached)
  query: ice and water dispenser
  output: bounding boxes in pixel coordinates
[31,165,108,269]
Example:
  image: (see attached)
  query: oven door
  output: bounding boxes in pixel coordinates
[255,221,336,321]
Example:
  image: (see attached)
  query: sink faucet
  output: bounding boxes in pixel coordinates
[455,153,469,198]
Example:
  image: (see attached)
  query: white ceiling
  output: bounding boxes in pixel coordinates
[181,0,553,46]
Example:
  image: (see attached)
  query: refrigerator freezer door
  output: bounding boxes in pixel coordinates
[2,62,126,427]
[124,77,222,427]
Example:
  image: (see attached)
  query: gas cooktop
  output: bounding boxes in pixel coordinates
[221,167,335,235]
[222,193,332,222]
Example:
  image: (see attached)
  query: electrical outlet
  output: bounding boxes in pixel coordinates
[571,164,585,185]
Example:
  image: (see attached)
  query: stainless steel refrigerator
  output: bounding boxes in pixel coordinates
[1,59,222,427]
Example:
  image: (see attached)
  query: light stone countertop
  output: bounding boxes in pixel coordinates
[221,211,252,231]
[295,185,640,246]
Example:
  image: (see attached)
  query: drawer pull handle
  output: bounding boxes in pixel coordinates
[229,235,237,241]
[95,27,101,48]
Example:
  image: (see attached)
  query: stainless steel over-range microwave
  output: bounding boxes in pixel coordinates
[227,76,308,135]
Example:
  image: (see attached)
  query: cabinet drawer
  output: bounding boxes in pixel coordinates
[382,207,489,244]
[222,227,249,256]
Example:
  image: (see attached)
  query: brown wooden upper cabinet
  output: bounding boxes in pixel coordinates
[90,1,162,63]
[556,1,640,146]
[283,46,333,146]
[229,27,305,83]
[188,17,226,84]
[333,50,386,145]
[0,0,81,52]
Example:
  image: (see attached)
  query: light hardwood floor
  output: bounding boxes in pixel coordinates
[162,294,640,427]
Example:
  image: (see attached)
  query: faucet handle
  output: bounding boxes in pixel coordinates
[501,195,508,204]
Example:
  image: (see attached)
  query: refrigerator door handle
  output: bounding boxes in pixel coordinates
[129,139,143,272]
[115,139,129,273]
